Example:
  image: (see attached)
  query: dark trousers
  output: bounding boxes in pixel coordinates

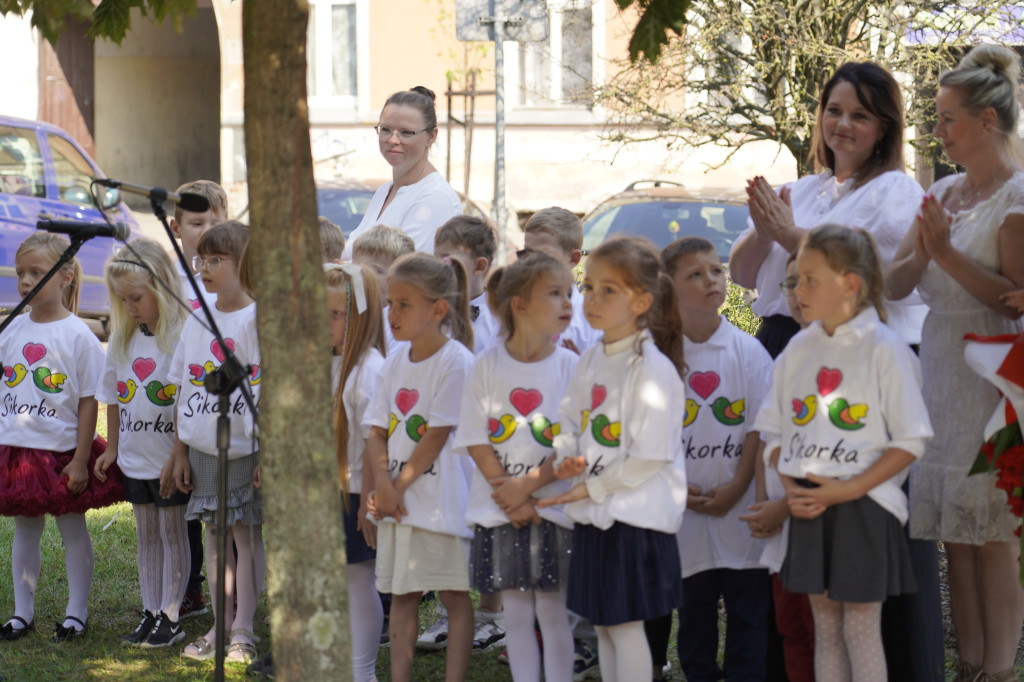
[186,518,205,593]
[678,568,771,682]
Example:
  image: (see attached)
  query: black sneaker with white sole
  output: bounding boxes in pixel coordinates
[139,612,184,649]
[122,611,156,646]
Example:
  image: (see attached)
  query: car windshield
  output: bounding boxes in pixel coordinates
[582,199,748,260]
[317,187,375,237]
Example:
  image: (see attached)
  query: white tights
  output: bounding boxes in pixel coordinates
[594,620,651,682]
[503,588,573,682]
[204,522,265,641]
[347,560,382,682]
[10,514,93,630]
[809,595,886,682]
[133,503,190,621]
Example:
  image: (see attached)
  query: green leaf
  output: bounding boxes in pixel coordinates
[627,0,691,63]
[968,449,995,476]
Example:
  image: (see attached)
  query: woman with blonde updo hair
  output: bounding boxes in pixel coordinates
[888,44,1024,682]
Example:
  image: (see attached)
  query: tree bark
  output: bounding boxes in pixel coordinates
[242,2,351,680]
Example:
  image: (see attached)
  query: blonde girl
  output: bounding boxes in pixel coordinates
[454,252,578,682]
[325,262,386,682]
[93,239,190,648]
[0,233,117,642]
[538,236,688,682]
[755,224,932,681]
[366,252,474,682]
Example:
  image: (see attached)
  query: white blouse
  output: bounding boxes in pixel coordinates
[740,170,927,344]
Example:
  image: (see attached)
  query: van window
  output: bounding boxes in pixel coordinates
[47,134,96,206]
[0,127,45,198]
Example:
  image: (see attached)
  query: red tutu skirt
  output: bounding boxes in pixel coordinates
[0,437,124,517]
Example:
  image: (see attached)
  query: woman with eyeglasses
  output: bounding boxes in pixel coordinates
[729,62,941,682]
[343,87,463,257]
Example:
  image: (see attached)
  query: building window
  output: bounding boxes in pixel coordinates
[308,0,359,106]
[516,1,596,108]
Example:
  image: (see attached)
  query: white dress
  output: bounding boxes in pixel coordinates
[909,171,1024,544]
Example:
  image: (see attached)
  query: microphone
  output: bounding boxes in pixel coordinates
[95,178,211,213]
[37,219,131,241]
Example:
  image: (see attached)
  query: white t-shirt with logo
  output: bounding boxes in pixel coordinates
[335,347,385,488]
[753,307,933,524]
[0,315,103,452]
[96,329,180,479]
[455,343,577,529]
[368,339,474,538]
[678,318,772,576]
[554,330,688,533]
[168,303,261,458]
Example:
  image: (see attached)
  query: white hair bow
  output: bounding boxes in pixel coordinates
[323,262,368,314]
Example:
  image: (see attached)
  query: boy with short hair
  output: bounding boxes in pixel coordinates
[523,207,601,353]
[351,225,415,357]
[350,224,415,304]
[169,179,228,622]
[318,217,345,263]
[170,179,229,312]
[434,215,500,353]
[656,236,773,682]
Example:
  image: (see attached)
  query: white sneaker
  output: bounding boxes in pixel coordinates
[472,610,505,651]
[415,615,449,650]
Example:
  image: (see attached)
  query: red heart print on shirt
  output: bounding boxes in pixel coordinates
[133,357,157,381]
[396,389,419,416]
[817,367,843,397]
[591,384,607,410]
[509,388,543,416]
[211,338,236,363]
[22,343,45,366]
[689,371,720,401]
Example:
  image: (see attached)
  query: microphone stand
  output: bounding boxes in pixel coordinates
[148,196,258,682]
[0,234,89,337]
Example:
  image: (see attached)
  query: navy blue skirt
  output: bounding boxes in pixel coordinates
[567,522,682,626]
[342,492,376,564]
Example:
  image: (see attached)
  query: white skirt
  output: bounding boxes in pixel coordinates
[375,522,471,595]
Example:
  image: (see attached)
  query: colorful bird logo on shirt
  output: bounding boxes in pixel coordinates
[395,388,427,443]
[791,368,868,430]
[686,371,744,427]
[188,361,216,387]
[583,384,620,447]
[117,379,137,403]
[3,363,27,388]
[32,367,66,394]
[489,415,517,443]
[145,381,177,406]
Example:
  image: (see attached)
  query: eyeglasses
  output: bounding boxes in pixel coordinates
[192,255,232,272]
[779,277,798,297]
[374,124,431,140]
[515,247,535,259]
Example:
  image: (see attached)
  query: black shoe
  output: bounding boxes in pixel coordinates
[246,653,275,679]
[0,616,33,642]
[140,612,184,649]
[180,590,208,620]
[122,610,157,646]
[53,616,86,642]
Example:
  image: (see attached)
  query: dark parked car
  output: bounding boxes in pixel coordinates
[581,180,749,262]
[0,116,139,323]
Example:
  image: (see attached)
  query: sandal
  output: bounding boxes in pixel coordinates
[0,616,34,642]
[52,616,86,642]
[182,635,219,661]
[226,628,258,663]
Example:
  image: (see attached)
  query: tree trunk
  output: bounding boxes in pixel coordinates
[242,2,351,680]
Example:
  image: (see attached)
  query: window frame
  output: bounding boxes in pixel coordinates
[306,0,370,118]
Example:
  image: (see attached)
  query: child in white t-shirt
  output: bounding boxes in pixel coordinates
[455,252,578,682]
[0,233,114,643]
[95,239,190,649]
[538,236,688,682]
[166,221,263,664]
[169,179,228,313]
[753,224,932,681]
[653,237,773,682]
[365,252,475,682]
[350,224,415,357]
[324,262,387,682]
[523,208,603,354]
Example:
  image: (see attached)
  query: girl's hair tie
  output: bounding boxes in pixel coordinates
[323,262,368,314]
[442,256,453,266]
[112,259,147,268]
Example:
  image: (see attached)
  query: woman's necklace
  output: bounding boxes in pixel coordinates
[958,168,1016,208]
